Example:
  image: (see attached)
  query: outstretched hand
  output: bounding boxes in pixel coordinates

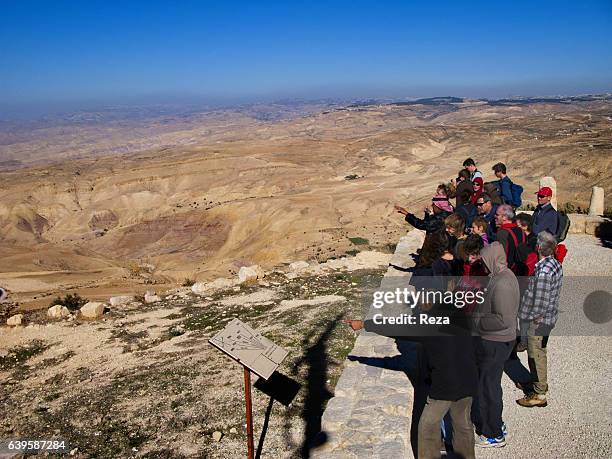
[345,319,364,331]
[394,204,408,215]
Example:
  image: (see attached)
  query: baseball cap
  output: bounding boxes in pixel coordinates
[535,187,553,197]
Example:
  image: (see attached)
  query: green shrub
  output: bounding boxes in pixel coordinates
[182,278,196,287]
[348,237,369,245]
[49,293,88,311]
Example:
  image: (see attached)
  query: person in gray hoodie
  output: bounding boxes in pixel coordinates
[469,242,520,448]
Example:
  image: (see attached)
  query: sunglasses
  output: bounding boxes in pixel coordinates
[476,202,486,206]
[537,195,547,199]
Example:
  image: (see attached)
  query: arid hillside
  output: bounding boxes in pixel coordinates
[0,96,610,308]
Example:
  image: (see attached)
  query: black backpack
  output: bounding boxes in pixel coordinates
[556,212,571,242]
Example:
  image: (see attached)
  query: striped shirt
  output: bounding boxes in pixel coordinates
[519,255,563,326]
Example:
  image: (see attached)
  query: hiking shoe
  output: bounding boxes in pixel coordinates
[475,434,506,448]
[517,393,547,408]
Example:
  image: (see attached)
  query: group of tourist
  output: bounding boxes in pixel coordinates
[350,158,566,458]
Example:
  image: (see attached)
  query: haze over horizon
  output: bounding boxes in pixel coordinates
[1,0,612,118]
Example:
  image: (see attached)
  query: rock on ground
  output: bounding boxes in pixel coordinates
[238,265,265,283]
[109,296,134,306]
[191,278,235,295]
[47,305,71,319]
[80,302,106,319]
[144,293,161,303]
[6,314,23,326]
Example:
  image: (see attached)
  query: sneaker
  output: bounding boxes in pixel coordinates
[475,434,506,448]
[517,393,547,408]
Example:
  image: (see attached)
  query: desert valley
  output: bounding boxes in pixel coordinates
[1,96,610,310]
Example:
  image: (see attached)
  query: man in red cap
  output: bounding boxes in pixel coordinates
[531,187,559,236]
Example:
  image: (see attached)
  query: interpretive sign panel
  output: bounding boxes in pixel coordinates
[209,318,288,379]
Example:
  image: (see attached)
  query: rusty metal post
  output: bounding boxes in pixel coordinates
[244,367,255,459]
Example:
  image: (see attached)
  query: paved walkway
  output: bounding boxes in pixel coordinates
[313,233,612,459]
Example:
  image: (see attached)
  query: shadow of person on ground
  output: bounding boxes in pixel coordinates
[287,313,343,458]
[594,221,612,249]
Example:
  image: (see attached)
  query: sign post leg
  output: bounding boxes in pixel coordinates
[244,367,255,459]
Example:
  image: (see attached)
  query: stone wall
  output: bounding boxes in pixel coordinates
[312,230,425,458]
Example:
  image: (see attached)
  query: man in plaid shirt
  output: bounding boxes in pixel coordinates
[516,231,563,407]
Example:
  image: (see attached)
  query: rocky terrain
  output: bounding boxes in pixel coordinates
[1,95,610,311]
[0,95,611,458]
[0,252,390,458]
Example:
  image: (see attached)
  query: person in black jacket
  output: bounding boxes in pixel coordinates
[347,231,477,459]
[515,213,537,252]
[453,169,474,208]
[532,187,559,236]
[395,195,453,235]
[455,189,477,232]
[348,297,477,459]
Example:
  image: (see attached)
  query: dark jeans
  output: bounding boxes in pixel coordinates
[418,396,475,459]
[471,338,513,438]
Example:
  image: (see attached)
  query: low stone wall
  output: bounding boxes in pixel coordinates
[312,230,425,459]
[565,214,611,237]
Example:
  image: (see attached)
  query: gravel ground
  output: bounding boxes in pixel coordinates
[479,234,612,458]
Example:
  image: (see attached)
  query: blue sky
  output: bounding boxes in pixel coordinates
[1,0,611,114]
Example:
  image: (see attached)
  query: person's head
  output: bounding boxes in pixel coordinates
[475,193,493,215]
[432,195,454,214]
[445,213,465,237]
[535,186,553,206]
[418,231,451,267]
[492,162,507,178]
[464,233,485,264]
[436,183,450,197]
[515,213,533,234]
[472,177,484,193]
[471,216,488,236]
[536,231,557,258]
[457,169,471,182]
[463,157,477,173]
[495,204,514,227]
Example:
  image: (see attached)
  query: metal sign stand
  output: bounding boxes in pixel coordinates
[244,367,255,459]
[208,319,288,459]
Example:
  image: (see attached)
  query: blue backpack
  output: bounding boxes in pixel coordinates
[494,179,523,207]
[509,181,523,208]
